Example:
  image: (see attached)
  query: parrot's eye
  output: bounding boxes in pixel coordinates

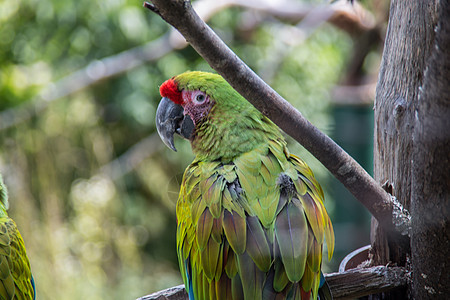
[194,92,207,104]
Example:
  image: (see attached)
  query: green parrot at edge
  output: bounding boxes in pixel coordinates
[155,71,334,300]
[0,175,35,300]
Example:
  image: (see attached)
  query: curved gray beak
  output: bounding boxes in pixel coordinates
[156,97,194,151]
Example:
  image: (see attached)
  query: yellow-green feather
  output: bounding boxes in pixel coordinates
[0,175,34,300]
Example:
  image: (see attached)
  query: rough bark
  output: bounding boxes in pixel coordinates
[374,0,450,298]
[411,1,450,298]
[373,1,436,265]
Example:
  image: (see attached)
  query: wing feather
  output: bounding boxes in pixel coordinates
[273,257,289,292]
[222,210,246,255]
[211,215,223,243]
[299,193,325,244]
[236,251,264,300]
[325,216,335,260]
[224,243,238,278]
[274,200,308,282]
[245,216,271,272]
[196,208,214,251]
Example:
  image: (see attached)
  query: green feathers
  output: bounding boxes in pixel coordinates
[176,139,333,300]
[0,175,9,214]
[167,72,334,300]
[0,175,34,300]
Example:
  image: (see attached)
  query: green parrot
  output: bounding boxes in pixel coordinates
[0,175,35,300]
[156,71,334,300]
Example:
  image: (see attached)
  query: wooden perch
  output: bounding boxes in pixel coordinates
[137,284,187,300]
[326,266,409,299]
[144,0,410,243]
[137,266,409,300]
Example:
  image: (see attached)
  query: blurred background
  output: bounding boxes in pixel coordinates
[0,0,388,299]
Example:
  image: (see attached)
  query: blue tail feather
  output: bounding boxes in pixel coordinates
[31,274,36,300]
[184,259,195,300]
[318,272,333,300]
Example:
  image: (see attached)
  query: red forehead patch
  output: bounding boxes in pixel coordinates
[159,79,183,105]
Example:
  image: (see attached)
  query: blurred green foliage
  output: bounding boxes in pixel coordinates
[0,0,377,299]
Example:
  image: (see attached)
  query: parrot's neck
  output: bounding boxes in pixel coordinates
[0,206,7,217]
[190,106,284,162]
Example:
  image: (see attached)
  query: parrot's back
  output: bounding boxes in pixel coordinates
[176,138,334,300]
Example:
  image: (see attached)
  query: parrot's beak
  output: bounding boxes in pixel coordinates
[156,97,194,151]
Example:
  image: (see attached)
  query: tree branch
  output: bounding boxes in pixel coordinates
[144,0,410,242]
[137,266,409,300]
[137,284,187,300]
[326,266,410,298]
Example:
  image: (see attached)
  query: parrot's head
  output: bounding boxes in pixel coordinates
[156,71,277,161]
[156,71,218,152]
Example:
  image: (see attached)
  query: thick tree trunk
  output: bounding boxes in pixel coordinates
[374,0,435,264]
[411,1,450,298]
[374,0,449,298]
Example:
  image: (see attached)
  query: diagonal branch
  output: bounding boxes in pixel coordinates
[144,0,410,242]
